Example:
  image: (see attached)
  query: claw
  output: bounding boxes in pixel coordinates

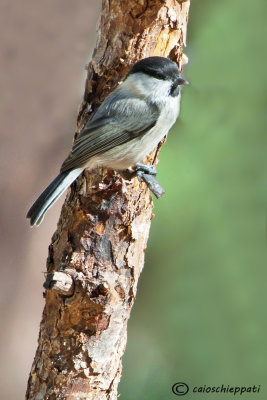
[119,163,164,199]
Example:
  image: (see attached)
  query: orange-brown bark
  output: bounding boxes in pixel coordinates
[26,1,190,399]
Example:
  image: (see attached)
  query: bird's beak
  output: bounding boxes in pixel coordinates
[176,77,189,86]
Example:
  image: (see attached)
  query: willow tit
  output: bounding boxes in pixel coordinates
[27,56,188,226]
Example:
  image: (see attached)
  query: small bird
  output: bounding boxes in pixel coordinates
[27,56,188,226]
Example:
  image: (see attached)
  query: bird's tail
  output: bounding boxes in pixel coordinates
[27,168,83,226]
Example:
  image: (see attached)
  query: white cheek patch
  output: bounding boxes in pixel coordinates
[124,73,172,100]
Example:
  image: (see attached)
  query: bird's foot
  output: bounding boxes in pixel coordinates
[120,163,165,199]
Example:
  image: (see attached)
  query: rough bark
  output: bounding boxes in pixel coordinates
[26,1,190,399]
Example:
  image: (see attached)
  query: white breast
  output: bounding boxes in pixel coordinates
[137,93,181,161]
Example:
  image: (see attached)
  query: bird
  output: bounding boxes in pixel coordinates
[27,56,188,226]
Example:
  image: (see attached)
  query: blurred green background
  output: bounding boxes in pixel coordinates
[0,0,266,399]
[119,0,267,399]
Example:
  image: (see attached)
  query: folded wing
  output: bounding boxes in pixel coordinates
[61,90,159,173]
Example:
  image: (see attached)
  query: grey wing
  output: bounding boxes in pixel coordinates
[60,90,159,173]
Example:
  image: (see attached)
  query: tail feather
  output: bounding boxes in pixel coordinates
[27,168,83,226]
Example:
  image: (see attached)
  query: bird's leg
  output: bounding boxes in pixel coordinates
[120,163,165,199]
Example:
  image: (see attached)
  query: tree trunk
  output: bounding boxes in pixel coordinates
[26,1,190,399]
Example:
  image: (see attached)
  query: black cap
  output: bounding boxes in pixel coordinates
[129,56,179,82]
